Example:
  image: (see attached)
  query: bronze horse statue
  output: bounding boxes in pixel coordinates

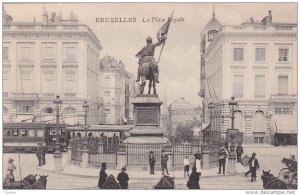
[261,170,287,189]
[138,61,157,95]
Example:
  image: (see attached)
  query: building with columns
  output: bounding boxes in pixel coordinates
[200,10,297,144]
[100,56,136,124]
[3,7,105,125]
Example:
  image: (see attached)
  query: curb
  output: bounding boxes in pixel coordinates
[37,166,242,180]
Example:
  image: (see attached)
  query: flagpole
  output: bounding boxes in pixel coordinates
[157,10,174,64]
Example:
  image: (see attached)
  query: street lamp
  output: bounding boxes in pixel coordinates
[228,97,238,129]
[208,102,214,139]
[82,100,90,149]
[53,95,62,172]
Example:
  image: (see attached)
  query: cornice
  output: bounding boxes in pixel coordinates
[3,31,102,50]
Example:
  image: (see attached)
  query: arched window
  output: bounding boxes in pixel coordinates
[253,110,266,143]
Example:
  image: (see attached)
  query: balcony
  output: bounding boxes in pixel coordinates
[255,95,265,99]
[11,93,39,101]
[270,94,297,103]
[64,93,76,98]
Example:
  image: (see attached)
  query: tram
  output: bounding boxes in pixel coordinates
[3,122,67,153]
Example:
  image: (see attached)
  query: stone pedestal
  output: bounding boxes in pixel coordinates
[53,153,63,172]
[202,149,210,169]
[80,148,89,168]
[123,94,169,144]
[67,145,72,164]
[228,152,237,174]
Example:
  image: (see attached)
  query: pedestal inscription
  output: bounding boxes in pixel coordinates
[136,107,158,125]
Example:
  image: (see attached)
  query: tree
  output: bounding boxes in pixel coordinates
[176,123,194,143]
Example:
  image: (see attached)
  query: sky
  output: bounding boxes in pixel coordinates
[3,2,297,106]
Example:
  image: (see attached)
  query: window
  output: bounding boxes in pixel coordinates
[104,77,110,88]
[233,48,244,61]
[65,71,76,78]
[18,106,33,113]
[28,130,35,137]
[278,48,289,62]
[21,47,32,60]
[13,130,19,136]
[208,30,217,42]
[64,79,77,94]
[254,137,264,144]
[255,75,265,98]
[255,48,266,61]
[104,91,110,104]
[20,71,31,78]
[64,47,76,61]
[37,130,44,137]
[3,47,8,61]
[20,130,27,136]
[275,108,293,115]
[43,47,56,60]
[233,75,243,97]
[278,76,288,95]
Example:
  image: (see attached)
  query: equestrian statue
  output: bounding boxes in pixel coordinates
[135,11,173,94]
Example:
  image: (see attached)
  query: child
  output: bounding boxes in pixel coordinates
[184,155,190,178]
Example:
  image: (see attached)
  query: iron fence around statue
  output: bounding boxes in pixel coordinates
[125,143,203,171]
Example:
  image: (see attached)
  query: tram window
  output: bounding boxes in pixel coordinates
[51,130,56,135]
[20,130,27,136]
[13,130,19,136]
[4,130,10,136]
[37,130,44,137]
[28,130,35,137]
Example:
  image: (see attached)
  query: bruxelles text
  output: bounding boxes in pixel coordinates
[95,17,184,23]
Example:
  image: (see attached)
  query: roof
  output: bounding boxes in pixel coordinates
[204,16,221,32]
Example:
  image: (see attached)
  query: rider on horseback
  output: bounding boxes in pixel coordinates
[135,36,166,83]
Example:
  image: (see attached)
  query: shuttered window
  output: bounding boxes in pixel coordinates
[233,48,244,61]
[278,76,288,95]
[255,75,265,98]
[255,48,266,61]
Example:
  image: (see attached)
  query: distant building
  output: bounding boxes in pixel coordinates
[3,6,104,125]
[169,98,202,134]
[100,56,136,124]
[200,10,297,144]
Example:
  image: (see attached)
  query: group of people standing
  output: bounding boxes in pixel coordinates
[98,163,129,189]
[218,142,260,182]
[36,142,47,166]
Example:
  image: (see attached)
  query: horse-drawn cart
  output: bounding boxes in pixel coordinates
[278,157,297,189]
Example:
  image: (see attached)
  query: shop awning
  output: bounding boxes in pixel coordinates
[15,114,34,122]
[270,114,297,134]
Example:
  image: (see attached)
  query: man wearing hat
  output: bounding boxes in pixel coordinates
[135,36,167,83]
[117,166,129,189]
[161,149,169,175]
[218,145,227,175]
[149,151,156,175]
[36,142,43,166]
[7,158,16,182]
[248,152,260,182]
[98,163,107,189]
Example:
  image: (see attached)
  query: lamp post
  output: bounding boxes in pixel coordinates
[208,102,214,139]
[82,100,90,149]
[53,95,62,172]
[228,97,238,129]
[81,100,90,168]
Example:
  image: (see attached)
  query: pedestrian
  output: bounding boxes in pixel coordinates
[236,142,244,163]
[117,166,129,189]
[187,166,200,189]
[184,156,190,178]
[98,163,107,189]
[194,151,202,175]
[7,158,16,182]
[40,142,47,165]
[161,149,169,175]
[248,152,259,182]
[218,145,227,175]
[149,151,156,175]
[36,142,43,166]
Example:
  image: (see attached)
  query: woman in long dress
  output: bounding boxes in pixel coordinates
[194,151,202,174]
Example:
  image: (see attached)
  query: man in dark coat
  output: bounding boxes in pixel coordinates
[236,142,244,163]
[218,146,227,175]
[117,166,129,189]
[187,166,200,189]
[248,152,260,182]
[161,150,169,175]
[36,142,43,166]
[98,163,107,189]
[149,151,156,175]
[40,143,47,165]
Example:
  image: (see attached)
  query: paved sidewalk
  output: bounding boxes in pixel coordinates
[38,153,247,180]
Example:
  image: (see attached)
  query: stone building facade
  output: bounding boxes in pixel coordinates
[200,10,297,144]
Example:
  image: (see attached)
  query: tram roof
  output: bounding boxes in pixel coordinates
[66,124,134,132]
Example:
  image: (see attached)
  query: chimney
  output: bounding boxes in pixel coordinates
[268,10,272,25]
